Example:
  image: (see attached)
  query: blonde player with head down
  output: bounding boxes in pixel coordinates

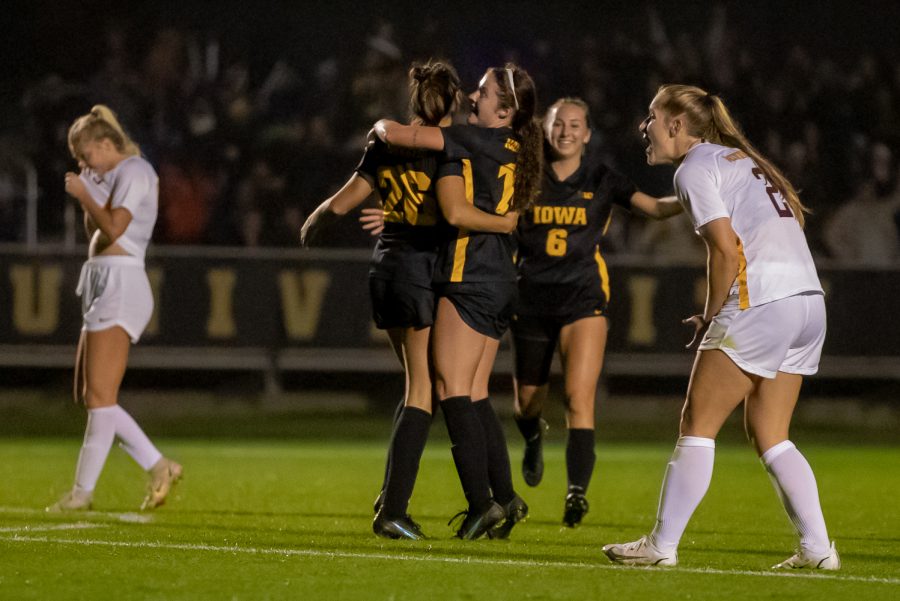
[48,105,182,512]
[602,85,839,570]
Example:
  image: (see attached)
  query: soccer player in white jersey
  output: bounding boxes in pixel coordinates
[602,85,839,570]
[47,105,182,512]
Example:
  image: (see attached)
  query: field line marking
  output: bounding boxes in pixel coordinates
[1,534,897,585]
[0,522,105,533]
[0,506,153,523]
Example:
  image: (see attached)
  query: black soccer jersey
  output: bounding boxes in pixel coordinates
[356,138,461,284]
[432,125,520,284]
[516,142,637,290]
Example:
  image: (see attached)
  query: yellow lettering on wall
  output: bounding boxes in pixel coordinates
[145,267,163,337]
[207,269,237,338]
[10,264,61,335]
[627,275,658,345]
[279,270,331,341]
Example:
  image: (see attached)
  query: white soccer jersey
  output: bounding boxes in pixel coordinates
[674,142,822,308]
[79,156,158,260]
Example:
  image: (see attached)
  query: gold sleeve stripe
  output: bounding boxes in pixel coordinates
[601,213,613,236]
[736,238,749,309]
[594,247,611,302]
[450,159,475,282]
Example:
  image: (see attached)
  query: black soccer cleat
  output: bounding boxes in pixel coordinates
[489,494,529,540]
[450,501,506,540]
[373,510,427,540]
[522,419,548,487]
[562,490,589,527]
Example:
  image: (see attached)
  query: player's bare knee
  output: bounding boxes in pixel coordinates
[84,389,117,408]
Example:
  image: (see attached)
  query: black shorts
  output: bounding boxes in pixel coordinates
[436,281,517,340]
[515,279,609,322]
[512,305,608,387]
[369,276,435,330]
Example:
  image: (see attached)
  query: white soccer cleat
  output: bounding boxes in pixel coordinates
[773,541,841,570]
[602,535,677,566]
[46,488,93,512]
[141,457,183,510]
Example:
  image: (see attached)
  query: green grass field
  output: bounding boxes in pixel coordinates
[1,433,898,600]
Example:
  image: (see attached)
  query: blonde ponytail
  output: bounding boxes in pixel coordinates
[656,85,809,227]
[68,104,141,160]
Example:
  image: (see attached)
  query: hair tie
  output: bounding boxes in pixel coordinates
[504,67,519,110]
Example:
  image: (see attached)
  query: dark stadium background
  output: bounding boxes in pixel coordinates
[0,0,897,436]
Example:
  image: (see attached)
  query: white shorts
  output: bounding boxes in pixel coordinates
[699,291,826,379]
[77,256,153,343]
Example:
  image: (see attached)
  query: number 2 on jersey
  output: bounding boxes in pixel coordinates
[752,167,792,218]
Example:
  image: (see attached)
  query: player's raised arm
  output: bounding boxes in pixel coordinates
[373,120,445,151]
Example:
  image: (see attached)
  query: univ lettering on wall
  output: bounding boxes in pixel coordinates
[0,247,896,369]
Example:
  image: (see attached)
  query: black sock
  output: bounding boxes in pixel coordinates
[381,407,432,519]
[380,397,406,492]
[515,414,542,442]
[566,428,596,492]
[440,396,492,513]
[473,398,515,505]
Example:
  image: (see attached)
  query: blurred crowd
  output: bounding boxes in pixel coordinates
[2,4,898,265]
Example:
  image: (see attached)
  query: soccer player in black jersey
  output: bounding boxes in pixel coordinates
[512,98,681,526]
[375,63,543,539]
[302,61,516,540]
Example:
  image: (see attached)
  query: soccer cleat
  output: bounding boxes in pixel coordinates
[522,419,548,487]
[562,490,589,527]
[373,511,427,540]
[773,541,841,570]
[602,536,677,566]
[141,457,183,510]
[450,502,506,540]
[46,488,93,512]
[489,494,529,539]
[373,490,385,516]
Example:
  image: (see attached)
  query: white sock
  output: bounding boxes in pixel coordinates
[73,406,118,492]
[761,440,830,555]
[649,436,716,552]
[111,405,163,471]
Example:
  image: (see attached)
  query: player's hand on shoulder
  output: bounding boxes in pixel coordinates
[365,128,379,150]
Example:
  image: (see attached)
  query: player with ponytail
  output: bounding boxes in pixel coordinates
[302,60,516,540]
[49,105,182,513]
[603,85,838,571]
[374,63,542,539]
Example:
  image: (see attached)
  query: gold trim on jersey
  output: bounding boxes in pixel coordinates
[601,213,613,236]
[594,247,610,302]
[736,238,749,309]
[450,159,475,282]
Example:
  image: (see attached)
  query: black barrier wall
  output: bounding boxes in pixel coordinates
[1,246,898,375]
